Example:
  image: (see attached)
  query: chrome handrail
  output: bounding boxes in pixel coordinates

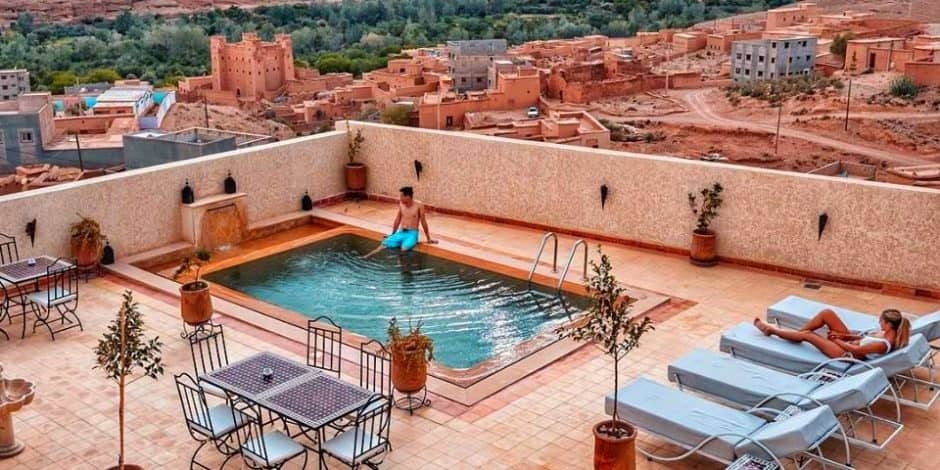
[527,232,558,284]
[557,239,587,291]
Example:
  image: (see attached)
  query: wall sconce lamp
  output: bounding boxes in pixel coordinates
[181,179,194,204]
[224,171,237,194]
[414,160,424,180]
[600,184,609,209]
[818,213,829,240]
[301,191,313,211]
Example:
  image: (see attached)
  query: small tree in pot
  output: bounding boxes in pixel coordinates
[172,249,213,326]
[557,247,653,470]
[687,183,724,266]
[386,317,434,394]
[70,215,106,266]
[94,290,164,470]
[344,124,367,192]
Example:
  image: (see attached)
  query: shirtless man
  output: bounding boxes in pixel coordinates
[364,186,436,258]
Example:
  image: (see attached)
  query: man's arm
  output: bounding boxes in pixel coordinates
[391,209,402,234]
[420,205,436,243]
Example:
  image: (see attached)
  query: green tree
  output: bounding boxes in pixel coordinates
[381,103,413,126]
[114,10,136,35]
[830,32,854,58]
[49,71,79,94]
[82,68,122,84]
[14,12,34,35]
[315,54,353,74]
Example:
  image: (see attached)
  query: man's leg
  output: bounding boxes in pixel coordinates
[364,231,404,258]
[400,229,420,252]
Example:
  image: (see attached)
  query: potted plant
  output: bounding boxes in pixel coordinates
[344,124,367,192]
[172,249,213,326]
[386,317,434,394]
[70,215,106,266]
[94,290,164,470]
[687,183,724,267]
[557,248,654,470]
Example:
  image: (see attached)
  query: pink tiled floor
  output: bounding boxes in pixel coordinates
[2,200,938,469]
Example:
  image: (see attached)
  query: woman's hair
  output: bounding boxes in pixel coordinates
[881,309,911,349]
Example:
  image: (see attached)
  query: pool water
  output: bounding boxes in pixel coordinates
[205,234,589,370]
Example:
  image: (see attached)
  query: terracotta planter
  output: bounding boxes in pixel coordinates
[71,238,102,266]
[390,347,428,394]
[106,465,145,470]
[179,282,213,326]
[345,162,367,192]
[593,420,637,470]
[689,230,718,267]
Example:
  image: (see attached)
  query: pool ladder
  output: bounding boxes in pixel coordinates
[527,232,588,292]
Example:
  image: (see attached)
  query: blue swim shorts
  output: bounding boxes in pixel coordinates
[382,229,419,251]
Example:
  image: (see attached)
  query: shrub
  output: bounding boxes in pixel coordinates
[888,76,919,99]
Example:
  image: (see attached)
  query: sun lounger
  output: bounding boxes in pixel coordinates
[720,322,938,410]
[668,348,902,450]
[606,377,852,469]
[767,295,940,341]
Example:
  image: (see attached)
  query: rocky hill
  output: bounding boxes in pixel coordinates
[1,0,311,24]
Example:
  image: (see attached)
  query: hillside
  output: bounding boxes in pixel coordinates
[0,0,313,23]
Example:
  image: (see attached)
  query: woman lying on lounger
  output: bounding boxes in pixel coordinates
[754,308,911,360]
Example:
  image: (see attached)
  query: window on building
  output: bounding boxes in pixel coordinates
[757,71,764,78]
[806,55,811,61]
[746,54,752,61]
[758,56,764,63]
[736,53,742,60]
[789,57,793,63]
[476,77,483,83]
[771,42,777,48]
[784,42,790,49]
[1,85,6,90]
[735,68,741,74]
[745,69,750,75]
[461,77,467,83]
[446,116,453,127]
[19,130,33,143]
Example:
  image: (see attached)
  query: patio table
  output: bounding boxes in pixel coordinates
[202,351,373,431]
[0,256,73,332]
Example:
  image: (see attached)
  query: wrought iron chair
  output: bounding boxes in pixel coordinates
[175,373,245,470]
[27,258,81,340]
[319,394,392,470]
[229,394,308,470]
[0,233,18,265]
[306,316,342,377]
[359,340,392,399]
[189,322,230,399]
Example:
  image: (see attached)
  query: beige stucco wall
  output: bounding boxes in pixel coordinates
[346,122,940,291]
[0,131,347,260]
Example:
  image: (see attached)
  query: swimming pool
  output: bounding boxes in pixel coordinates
[205,233,589,370]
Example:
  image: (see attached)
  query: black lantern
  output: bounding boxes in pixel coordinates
[301,191,313,211]
[224,171,237,194]
[181,179,195,204]
[25,218,36,247]
[414,160,423,180]
[818,213,829,240]
[101,240,115,265]
[600,184,609,209]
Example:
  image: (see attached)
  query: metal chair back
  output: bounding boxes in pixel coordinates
[190,323,229,377]
[359,340,392,398]
[229,399,274,466]
[44,259,77,306]
[306,316,342,377]
[348,394,392,463]
[175,373,215,440]
[0,233,18,265]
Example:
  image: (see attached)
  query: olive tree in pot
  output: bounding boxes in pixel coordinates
[687,183,724,267]
[386,317,434,394]
[172,249,213,326]
[344,125,367,192]
[557,248,654,470]
[94,290,164,470]
[70,215,106,266]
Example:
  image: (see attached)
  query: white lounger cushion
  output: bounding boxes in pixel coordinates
[669,348,889,415]
[719,322,930,378]
[607,377,838,462]
[767,295,940,341]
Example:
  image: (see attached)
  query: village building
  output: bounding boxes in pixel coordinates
[447,39,509,92]
[463,108,610,149]
[0,69,30,102]
[731,37,818,83]
[418,65,540,129]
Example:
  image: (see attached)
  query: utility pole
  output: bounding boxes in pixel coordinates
[775,104,783,156]
[72,132,85,171]
[844,78,853,132]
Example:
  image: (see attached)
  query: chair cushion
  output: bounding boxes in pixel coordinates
[720,323,852,375]
[190,404,245,438]
[606,377,765,461]
[767,296,878,333]
[668,348,817,410]
[244,430,305,466]
[850,334,930,377]
[911,312,940,342]
[734,405,838,461]
[27,290,76,308]
[322,429,388,465]
[801,368,889,415]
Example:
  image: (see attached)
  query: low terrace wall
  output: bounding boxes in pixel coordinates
[0,131,346,260]
[346,122,940,292]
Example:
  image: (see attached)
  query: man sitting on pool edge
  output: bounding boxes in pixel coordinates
[364,186,437,258]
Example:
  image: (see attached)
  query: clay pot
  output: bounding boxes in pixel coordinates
[345,162,367,192]
[71,238,102,266]
[592,420,637,470]
[106,465,145,470]
[390,347,428,394]
[179,282,213,326]
[689,229,718,267]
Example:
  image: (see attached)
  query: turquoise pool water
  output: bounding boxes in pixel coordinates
[205,234,588,370]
